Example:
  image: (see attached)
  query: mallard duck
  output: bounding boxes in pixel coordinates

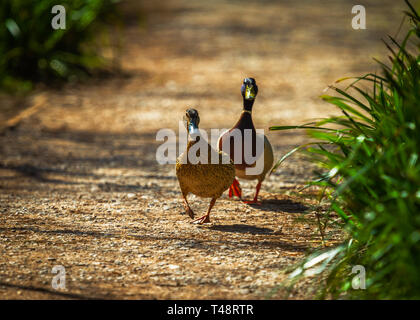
[176,108,235,224]
[218,78,274,204]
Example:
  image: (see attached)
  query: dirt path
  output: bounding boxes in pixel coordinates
[0,0,407,299]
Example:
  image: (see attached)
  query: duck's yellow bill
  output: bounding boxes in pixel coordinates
[245,85,255,99]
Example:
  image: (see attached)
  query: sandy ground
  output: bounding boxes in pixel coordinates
[0,0,410,299]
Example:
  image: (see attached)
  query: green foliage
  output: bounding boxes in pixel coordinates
[270,1,420,299]
[0,0,120,92]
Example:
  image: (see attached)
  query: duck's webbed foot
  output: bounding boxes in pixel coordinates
[228,178,242,199]
[243,199,262,205]
[193,214,210,224]
[182,194,195,219]
[186,207,195,219]
[243,181,262,205]
[192,198,216,224]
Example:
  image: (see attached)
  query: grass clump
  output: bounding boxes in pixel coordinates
[0,0,120,92]
[270,0,420,299]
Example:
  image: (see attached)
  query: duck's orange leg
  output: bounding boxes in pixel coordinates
[228,178,242,199]
[244,181,262,205]
[182,194,195,219]
[193,198,216,224]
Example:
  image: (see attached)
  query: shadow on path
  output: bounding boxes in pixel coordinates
[247,198,309,213]
[210,224,273,235]
[0,282,98,300]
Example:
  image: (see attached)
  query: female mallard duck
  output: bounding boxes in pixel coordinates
[218,78,274,204]
[176,108,235,224]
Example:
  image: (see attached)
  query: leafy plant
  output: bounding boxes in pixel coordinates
[270,0,420,299]
[0,0,120,92]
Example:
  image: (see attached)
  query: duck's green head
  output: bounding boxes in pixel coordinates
[183,108,200,135]
[241,77,258,101]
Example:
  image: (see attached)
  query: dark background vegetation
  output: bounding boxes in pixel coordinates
[0,0,121,92]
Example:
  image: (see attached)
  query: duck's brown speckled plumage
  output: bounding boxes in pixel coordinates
[176,140,235,198]
[176,108,235,224]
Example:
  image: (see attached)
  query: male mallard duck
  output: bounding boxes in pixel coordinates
[176,108,235,224]
[218,78,274,204]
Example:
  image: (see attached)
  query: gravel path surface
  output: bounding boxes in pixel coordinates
[0,0,407,299]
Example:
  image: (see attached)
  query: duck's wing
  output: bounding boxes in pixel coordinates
[262,135,274,179]
[234,135,274,181]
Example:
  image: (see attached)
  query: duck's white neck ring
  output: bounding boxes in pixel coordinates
[242,109,252,115]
